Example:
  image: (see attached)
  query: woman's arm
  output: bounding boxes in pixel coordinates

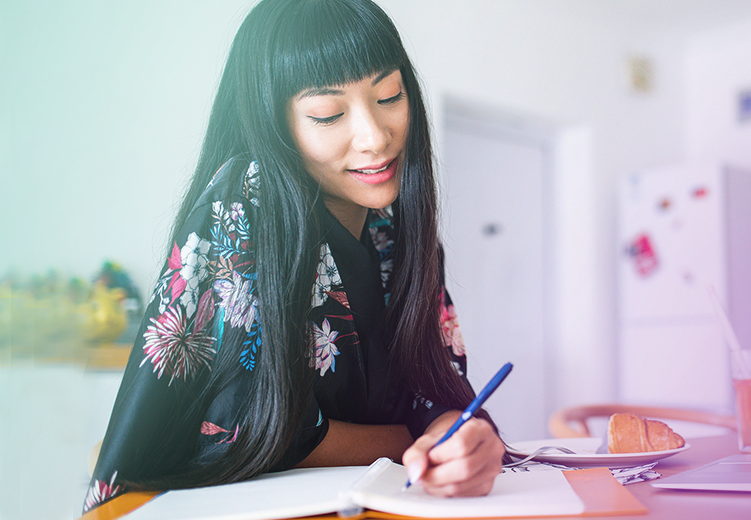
[294,420,414,468]
[402,410,505,497]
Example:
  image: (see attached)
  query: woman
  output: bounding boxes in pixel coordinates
[85,0,505,512]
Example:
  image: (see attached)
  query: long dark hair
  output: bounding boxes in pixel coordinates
[163,0,486,488]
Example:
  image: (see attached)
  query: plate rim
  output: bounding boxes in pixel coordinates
[506,437,691,464]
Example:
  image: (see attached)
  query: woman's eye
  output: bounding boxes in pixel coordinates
[378,91,405,105]
[308,113,343,125]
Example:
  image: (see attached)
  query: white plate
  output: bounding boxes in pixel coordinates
[506,437,690,469]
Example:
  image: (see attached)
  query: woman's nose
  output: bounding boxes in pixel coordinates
[351,109,390,154]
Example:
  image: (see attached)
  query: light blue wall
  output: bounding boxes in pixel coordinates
[3,0,252,295]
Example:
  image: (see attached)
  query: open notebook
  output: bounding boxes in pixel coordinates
[120,458,586,520]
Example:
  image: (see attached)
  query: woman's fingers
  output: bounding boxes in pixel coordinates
[426,417,494,465]
[402,429,441,485]
[420,446,501,496]
[403,416,505,496]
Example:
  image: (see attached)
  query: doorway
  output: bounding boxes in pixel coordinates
[440,99,553,442]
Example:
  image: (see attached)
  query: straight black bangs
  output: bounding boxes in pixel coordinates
[269,0,407,102]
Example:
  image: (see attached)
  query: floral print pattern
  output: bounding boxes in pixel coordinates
[308,318,340,375]
[243,160,261,206]
[311,243,344,308]
[200,421,239,444]
[440,299,466,357]
[369,207,395,293]
[179,232,211,317]
[206,198,260,371]
[214,270,259,332]
[86,158,469,514]
[140,304,216,385]
[83,472,123,513]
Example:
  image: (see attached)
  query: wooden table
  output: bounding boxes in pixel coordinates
[80,434,750,520]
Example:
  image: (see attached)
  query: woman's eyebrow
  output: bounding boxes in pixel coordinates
[371,68,398,85]
[297,86,344,100]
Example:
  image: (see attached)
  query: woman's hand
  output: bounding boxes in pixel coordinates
[402,411,505,497]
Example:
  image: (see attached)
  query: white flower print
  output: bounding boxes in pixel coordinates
[244,160,260,206]
[212,201,235,233]
[380,258,394,287]
[179,232,211,317]
[214,270,258,332]
[369,230,390,252]
[311,244,343,308]
[150,275,173,314]
[412,395,434,410]
[308,318,340,376]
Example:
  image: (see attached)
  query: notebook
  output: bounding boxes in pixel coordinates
[651,454,751,492]
[121,457,586,519]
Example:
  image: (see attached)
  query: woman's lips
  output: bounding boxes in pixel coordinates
[347,158,398,185]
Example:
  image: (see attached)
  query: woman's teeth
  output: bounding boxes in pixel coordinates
[353,163,390,174]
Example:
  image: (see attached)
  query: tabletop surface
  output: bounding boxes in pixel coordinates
[580,433,750,520]
[80,433,750,520]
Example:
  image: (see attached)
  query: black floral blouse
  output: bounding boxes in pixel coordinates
[84,158,469,512]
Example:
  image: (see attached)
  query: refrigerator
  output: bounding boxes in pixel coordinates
[617,162,751,413]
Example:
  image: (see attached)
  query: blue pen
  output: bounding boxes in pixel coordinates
[403,362,513,490]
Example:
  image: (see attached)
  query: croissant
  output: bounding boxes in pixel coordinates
[607,413,685,453]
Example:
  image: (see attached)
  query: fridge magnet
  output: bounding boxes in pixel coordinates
[691,186,709,199]
[657,197,672,212]
[625,233,659,277]
[738,89,751,123]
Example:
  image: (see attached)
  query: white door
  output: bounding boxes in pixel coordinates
[441,110,548,443]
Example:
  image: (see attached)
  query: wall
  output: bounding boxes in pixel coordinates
[3,0,251,294]
[376,0,692,406]
[686,19,751,168]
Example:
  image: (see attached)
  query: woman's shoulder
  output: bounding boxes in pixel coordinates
[169,157,261,270]
[193,157,261,210]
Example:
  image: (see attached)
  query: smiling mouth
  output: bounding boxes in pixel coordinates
[349,159,394,174]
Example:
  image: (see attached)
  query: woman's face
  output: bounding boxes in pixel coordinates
[287,69,408,234]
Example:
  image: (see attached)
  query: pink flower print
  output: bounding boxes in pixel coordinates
[229,202,245,221]
[83,471,124,513]
[440,303,466,357]
[153,243,188,314]
[179,232,211,317]
[214,271,258,332]
[167,243,182,271]
[200,421,239,444]
[326,290,351,310]
[193,289,216,332]
[141,305,216,385]
[308,318,340,376]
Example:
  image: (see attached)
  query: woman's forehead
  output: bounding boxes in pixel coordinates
[294,68,402,101]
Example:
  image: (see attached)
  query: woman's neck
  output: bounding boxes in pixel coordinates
[323,199,369,238]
